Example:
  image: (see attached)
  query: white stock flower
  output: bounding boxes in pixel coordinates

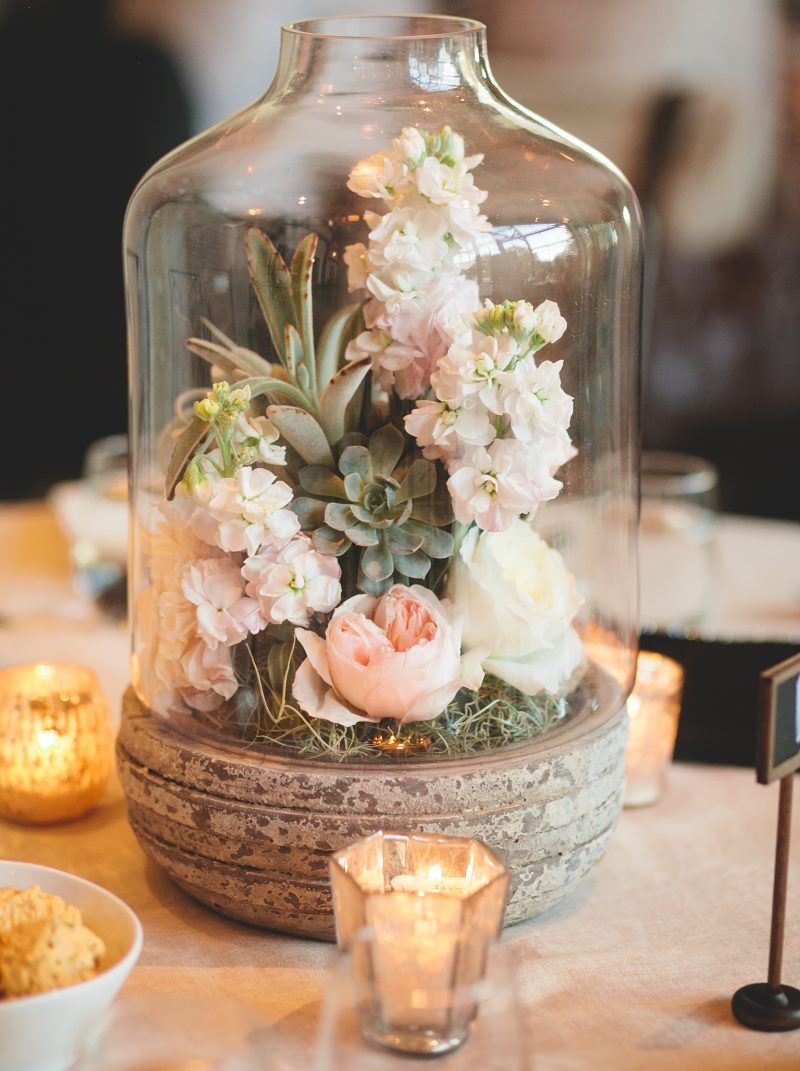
[234,414,286,466]
[533,299,567,344]
[447,439,561,531]
[367,207,450,277]
[347,151,409,200]
[404,397,495,461]
[242,535,342,626]
[179,641,239,711]
[431,331,515,413]
[447,521,583,695]
[391,126,427,168]
[499,357,574,457]
[181,557,265,649]
[207,466,300,556]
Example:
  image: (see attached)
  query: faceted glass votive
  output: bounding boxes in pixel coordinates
[329,832,510,1057]
[624,653,685,808]
[0,663,112,823]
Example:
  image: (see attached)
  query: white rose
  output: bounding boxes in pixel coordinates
[447,520,583,695]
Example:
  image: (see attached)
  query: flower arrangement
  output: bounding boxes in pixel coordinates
[136,126,587,759]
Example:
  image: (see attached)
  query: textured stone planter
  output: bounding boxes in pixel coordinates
[117,669,626,939]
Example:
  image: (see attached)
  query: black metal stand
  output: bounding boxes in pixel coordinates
[732,775,800,1031]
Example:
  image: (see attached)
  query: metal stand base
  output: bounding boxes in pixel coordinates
[732,983,800,1032]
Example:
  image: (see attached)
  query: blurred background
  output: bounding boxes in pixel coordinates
[2,0,799,516]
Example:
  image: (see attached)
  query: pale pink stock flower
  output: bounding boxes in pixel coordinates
[403,397,495,461]
[243,535,342,626]
[292,585,482,726]
[447,440,562,531]
[347,151,409,200]
[179,640,239,711]
[208,466,299,556]
[181,557,265,649]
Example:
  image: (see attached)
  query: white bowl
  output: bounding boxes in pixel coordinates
[0,861,143,1071]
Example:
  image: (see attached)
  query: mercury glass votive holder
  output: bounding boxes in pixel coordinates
[329,831,510,1057]
[624,652,685,808]
[0,663,113,823]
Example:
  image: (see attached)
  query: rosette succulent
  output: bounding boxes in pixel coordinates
[292,423,454,594]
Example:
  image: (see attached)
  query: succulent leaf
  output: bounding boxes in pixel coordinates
[318,355,371,445]
[362,541,394,583]
[267,406,335,467]
[290,234,318,389]
[324,502,354,531]
[299,466,346,498]
[165,415,209,499]
[385,525,423,556]
[393,549,432,579]
[369,424,404,476]
[246,228,294,366]
[339,444,372,481]
[345,523,380,547]
[404,518,454,559]
[343,472,365,502]
[313,526,349,555]
[395,458,437,504]
[317,301,364,388]
[291,496,327,528]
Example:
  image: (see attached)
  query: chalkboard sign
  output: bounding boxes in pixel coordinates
[757,653,800,785]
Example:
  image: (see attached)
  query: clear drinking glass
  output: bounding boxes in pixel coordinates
[639,450,718,632]
[73,991,272,1071]
[314,931,529,1070]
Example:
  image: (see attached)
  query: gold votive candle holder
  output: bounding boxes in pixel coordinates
[624,652,685,808]
[329,831,509,1057]
[0,663,112,824]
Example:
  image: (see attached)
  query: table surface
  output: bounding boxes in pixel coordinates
[2,503,800,1069]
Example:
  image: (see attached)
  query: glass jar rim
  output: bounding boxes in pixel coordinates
[283,14,486,42]
[640,450,718,497]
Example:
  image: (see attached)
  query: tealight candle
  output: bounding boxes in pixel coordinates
[329,831,509,1057]
[0,663,112,824]
[624,652,685,807]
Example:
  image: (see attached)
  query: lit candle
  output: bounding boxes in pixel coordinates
[624,652,685,807]
[329,832,509,1057]
[0,663,112,824]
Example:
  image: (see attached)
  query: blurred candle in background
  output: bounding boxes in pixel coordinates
[0,663,112,824]
[624,652,685,807]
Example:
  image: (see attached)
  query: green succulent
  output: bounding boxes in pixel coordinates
[292,424,454,595]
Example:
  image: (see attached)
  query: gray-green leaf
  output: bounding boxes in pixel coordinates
[317,301,364,388]
[369,423,405,476]
[404,519,454,559]
[385,525,424,556]
[246,227,294,366]
[324,502,354,532]
[314,526,349,556]
[318,355,371,445]
[339,444,372,481]
[394,550,432,579]
[165,415,208,499]
[395,458,437,504]
[291,496,327,529]
[361,540,394,582]
[267,406,335,467]
[299,466,346,498]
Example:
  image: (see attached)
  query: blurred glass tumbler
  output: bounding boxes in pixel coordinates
[74,990,271,1071]
[639,451,718,631]
[624,653,685,807]
[0,663,112,823]
[49,435,129,619]
[329,832,510,1057]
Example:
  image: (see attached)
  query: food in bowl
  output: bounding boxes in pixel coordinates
[0,885,105,998]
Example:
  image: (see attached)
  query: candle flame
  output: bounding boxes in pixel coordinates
[36,729,61,755]
[627,695,641,719]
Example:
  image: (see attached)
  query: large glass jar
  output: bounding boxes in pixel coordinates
[125,15,641,763]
